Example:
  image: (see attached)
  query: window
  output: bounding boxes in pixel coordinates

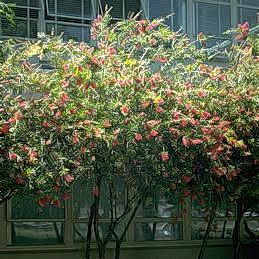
[45,0,95,42]
[73,178,125,243]
[7,195,65,245]
[147,0,187,31]
[0,0,42,38]
[100,0,141,20]
[134,190,182,241]
[194,0,231,47]
[191,200,235,240]
[238,0,259,27]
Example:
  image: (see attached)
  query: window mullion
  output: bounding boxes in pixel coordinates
[231,0,238,27]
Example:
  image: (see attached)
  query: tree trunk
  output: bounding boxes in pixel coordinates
[198,207,216,259]
[114,241,121,259]
[85,203,95,259]
[233,198,244,259]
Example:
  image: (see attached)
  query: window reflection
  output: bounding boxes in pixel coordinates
[10,222,64,245]
[134,222,182,241]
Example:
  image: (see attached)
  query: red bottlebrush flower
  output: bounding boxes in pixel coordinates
[64,174,74,183]
[181,119,188,128]
[61,92,69,103]
[72,131,79,144]
[166,89,172,97]
[103,119,111,128]
[173,112,180,120]
[201,111,211,120]
[183,175,192,184]
[80,146,87,154]
[213,166,227,176]
[161,152,169,161]
[201,127,211,135]
[109,47,116,55]
[53,185,61,191]
[42,121,49,128]
[14,111,23,121]
[169,127,180,136]
[183,190,191,197]
[191,139,203,145]
[21,145,29,153]
[63,64,69,72]
[9,153,17,160]
[150,129,158,137]
[156,57,168,63]
[37,196,49,207]
[121,106,129,115]
[53,199,61,208]
[145,120,160,128]
[197,91,206,98]
[155,106,164,113]
[16,177,24,185]
[135,133,142,142]
[29,150,38,163]
[191,108,198,115]
[19,101,26,108]
[182,137,190,147]
[63,192,71,201]
[1,123,9,135]
[92,82,97,89]
[55,110,61,118]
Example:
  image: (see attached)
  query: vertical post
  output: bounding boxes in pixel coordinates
[0,202,6,248]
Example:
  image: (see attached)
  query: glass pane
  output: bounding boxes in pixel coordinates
[192,201,235,217]
[238,8,258,27]
[102,0,124,19]
[10,222,64,245]
[12,0,27,6]
[172,0,186,31]
[57,0,82,17]
[197,3,219,35]
[244,220,259,238]
[244,204,259,217]
[149,0,172,27]
[30,20,38,38]
[191,220,235,240]
[134,222,182,241]
[83,26,91,42]
[11,196,64,219]
[73,178,125,219]
[1,19,28,37]
[30,0,40,7]
[13,7,27,17]
[238,0,259,7]
[74,222,124,242]
[137,192,179,218]
[57,25,83,41]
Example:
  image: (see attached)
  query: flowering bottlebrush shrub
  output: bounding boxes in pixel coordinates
[0,14,258,216]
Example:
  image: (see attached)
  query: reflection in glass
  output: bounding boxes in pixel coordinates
[134,222,182,241]
[74,222,124,242]
[244,220,259,238]
[11,196,64,219]
[10,222,64,245]
[73,178,125,219]
[191,220,234,240]
[137,193,179,218]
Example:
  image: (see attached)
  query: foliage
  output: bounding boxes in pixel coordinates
[0,13,258,258]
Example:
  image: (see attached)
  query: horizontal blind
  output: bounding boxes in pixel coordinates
[101,0,123,19]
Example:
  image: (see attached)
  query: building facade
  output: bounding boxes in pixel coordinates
[0,1,259,259]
